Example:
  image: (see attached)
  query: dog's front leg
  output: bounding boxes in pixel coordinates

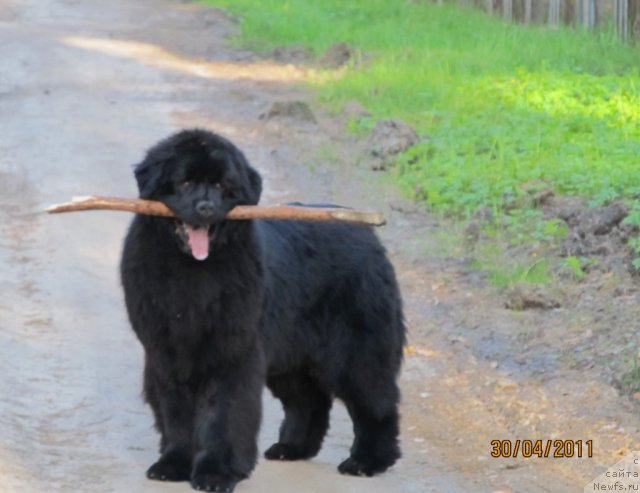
[190,351,264,493]
[144,361,194,482]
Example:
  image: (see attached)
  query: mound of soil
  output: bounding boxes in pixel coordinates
[544,198,635,271]
[368,119,419,170]
[259,100,317,124]
[271,42,352,69]
[318,42,353,69]
[505,285,562,311]
[272,45,313,65]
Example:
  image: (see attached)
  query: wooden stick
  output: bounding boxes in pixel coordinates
[45,196,386,226]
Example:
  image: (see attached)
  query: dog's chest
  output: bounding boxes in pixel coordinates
[149,258,261,336]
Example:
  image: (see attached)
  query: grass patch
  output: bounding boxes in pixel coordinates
[206,0,640,216]
[563,256,587,279]
[471,249,552,287]
[468,210,565,287]
[206,1,640,285]
[484,208,569,246]
[620,356,640,394]
[623,200,640,270]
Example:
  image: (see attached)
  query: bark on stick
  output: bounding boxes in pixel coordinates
[45,196,386,226]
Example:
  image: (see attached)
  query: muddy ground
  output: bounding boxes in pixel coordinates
[1,1,639,492]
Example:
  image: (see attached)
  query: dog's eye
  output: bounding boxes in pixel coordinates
[178,181,193,192]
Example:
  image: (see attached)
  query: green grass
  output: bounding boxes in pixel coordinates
[564,256,588,279]
[203,0,640,286]
[206,0,640,216]
[620,355,640,394]
[471,249,552,287]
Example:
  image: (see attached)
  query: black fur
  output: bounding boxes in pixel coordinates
[120,129,406,492]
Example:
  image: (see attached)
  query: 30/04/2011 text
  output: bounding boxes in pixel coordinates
[490,439,593,458]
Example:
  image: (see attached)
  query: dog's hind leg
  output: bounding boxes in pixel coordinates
[337,369,401,477]
[264,372,332,461]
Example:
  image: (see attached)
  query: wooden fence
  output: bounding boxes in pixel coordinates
[436,0,640,40]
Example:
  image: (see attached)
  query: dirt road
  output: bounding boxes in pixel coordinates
[1,1,637,492]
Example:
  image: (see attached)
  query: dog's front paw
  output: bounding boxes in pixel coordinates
[264,442,309,461]
[191,473,238,492]
[146,456,190,482]
[337,457,378,477]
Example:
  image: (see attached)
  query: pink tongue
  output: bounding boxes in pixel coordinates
[185,225,210,261]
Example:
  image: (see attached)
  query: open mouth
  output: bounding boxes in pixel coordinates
[174,221,216,261]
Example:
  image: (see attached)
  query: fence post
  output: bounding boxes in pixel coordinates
[503,0,512,21]
[524,0,532,24]
[578,0,597,28]
[548,0,561,28]
[615,0,629,41]
[631,0,640,40]
[485,0,493,15]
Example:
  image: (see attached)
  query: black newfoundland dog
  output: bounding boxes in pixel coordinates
[120,129,405,492]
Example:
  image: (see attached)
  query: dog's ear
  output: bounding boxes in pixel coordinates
[134,158,170,199]
[134,160,155,199]
[232,147,262,205]
[244,165,262,205]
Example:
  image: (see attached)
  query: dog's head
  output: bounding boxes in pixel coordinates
[134,129,262,261]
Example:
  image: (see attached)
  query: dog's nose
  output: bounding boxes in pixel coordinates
[195,200,215,218]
